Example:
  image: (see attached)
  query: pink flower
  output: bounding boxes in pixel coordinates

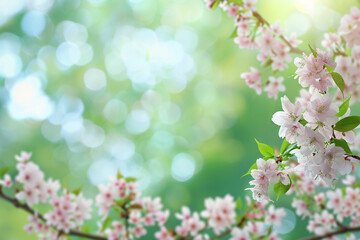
[230,227,250,240]
[15,151,32,163]
[291,200,308,216]
[243,0,257,11]
[296,127,325,155]
[155,227,174,240]
[203,0,215,10]
[294,50,335,92]
[96,184,115,217]
[321,33,340,50]
[156,210,170,225]
[236,18,250,35]
[264,76,285,99]
[143,213,155,226]
[0,174,12,187]
[201,195,236,234]
[244,221,264,235]
[272,95,303,143]
[338,7,360,47]
[326,189,343,212]
[175,206,191,221]
[265,205,286,227]
[256,29,275,55]
[175,223,189,237]
[129,210,142,224]
[16,162,44,187]
[342,175,356,185]
[16,184,40,206]
[246,186,271,202]
[187,213,205,236]
[228,6,238,18]
[240,67,262,94]
[303,92,338,139]
[286,32,302,48]
[133,225,147,238]
[271,20,283,35]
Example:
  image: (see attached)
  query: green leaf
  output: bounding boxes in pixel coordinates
[255,139,275,158]
[308,44,317,58]
[280,138,290,155]
[211,0,220,9]
[72,185,82,196]
[125,177,137,182]
[241,162,257,177]
[330,72,345,96]
[230,27,238,38]
[331,139,352,154]
[101,217,112,232]
[114,199,125,207]
[282,144,299,157]
[0,166,11,178]
[274,176,292,200]
[236,197,242,210]
[81,224,92,233]
[299,118,308,126]
[336,96,351,118]
[334,116,360,132]
[117,169,123,180]
[325,64,334,73]
[227,0,244,4]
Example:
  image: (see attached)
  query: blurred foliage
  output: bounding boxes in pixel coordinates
[0,0,359,239]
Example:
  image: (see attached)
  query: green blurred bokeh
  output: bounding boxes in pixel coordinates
[0,0,359,239]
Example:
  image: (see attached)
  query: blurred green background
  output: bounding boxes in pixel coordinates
[0,0,359,239]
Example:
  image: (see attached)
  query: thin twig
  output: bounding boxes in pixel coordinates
[345,153,360,161]
[300,226,360,240]
[252,11,303,55]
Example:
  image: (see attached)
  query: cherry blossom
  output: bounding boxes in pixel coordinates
[264,76,285,99]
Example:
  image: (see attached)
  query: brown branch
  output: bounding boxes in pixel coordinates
[300,226,360,240]
[334,49,348,57]
[0,189,106,240]
[335,220,347,230]
[252,11,303,55]
[345,153,360,161]
[125,212,129,239]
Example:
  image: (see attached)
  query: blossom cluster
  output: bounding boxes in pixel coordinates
[246,36,359,201]
[95,176,168,240]
[3,2,360,240]
[206,0,302,98]
[294,49,336,92]
[288,167,360,240]
[321,7,360,102]
[4,151,93,239]
[0,151,289,240]
[23,214,65,240]
[246,158,290,202]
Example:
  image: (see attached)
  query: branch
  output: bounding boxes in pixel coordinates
[300,226,360,240]
[252,11,303,55]
[345,153,360,162]
[0,189,106,240]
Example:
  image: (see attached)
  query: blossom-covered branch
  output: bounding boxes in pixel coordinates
[3,1,360,240]
[0,188,106,240]
[0,151,289,240]
[251,11,302,55]
[206,0,303,98]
